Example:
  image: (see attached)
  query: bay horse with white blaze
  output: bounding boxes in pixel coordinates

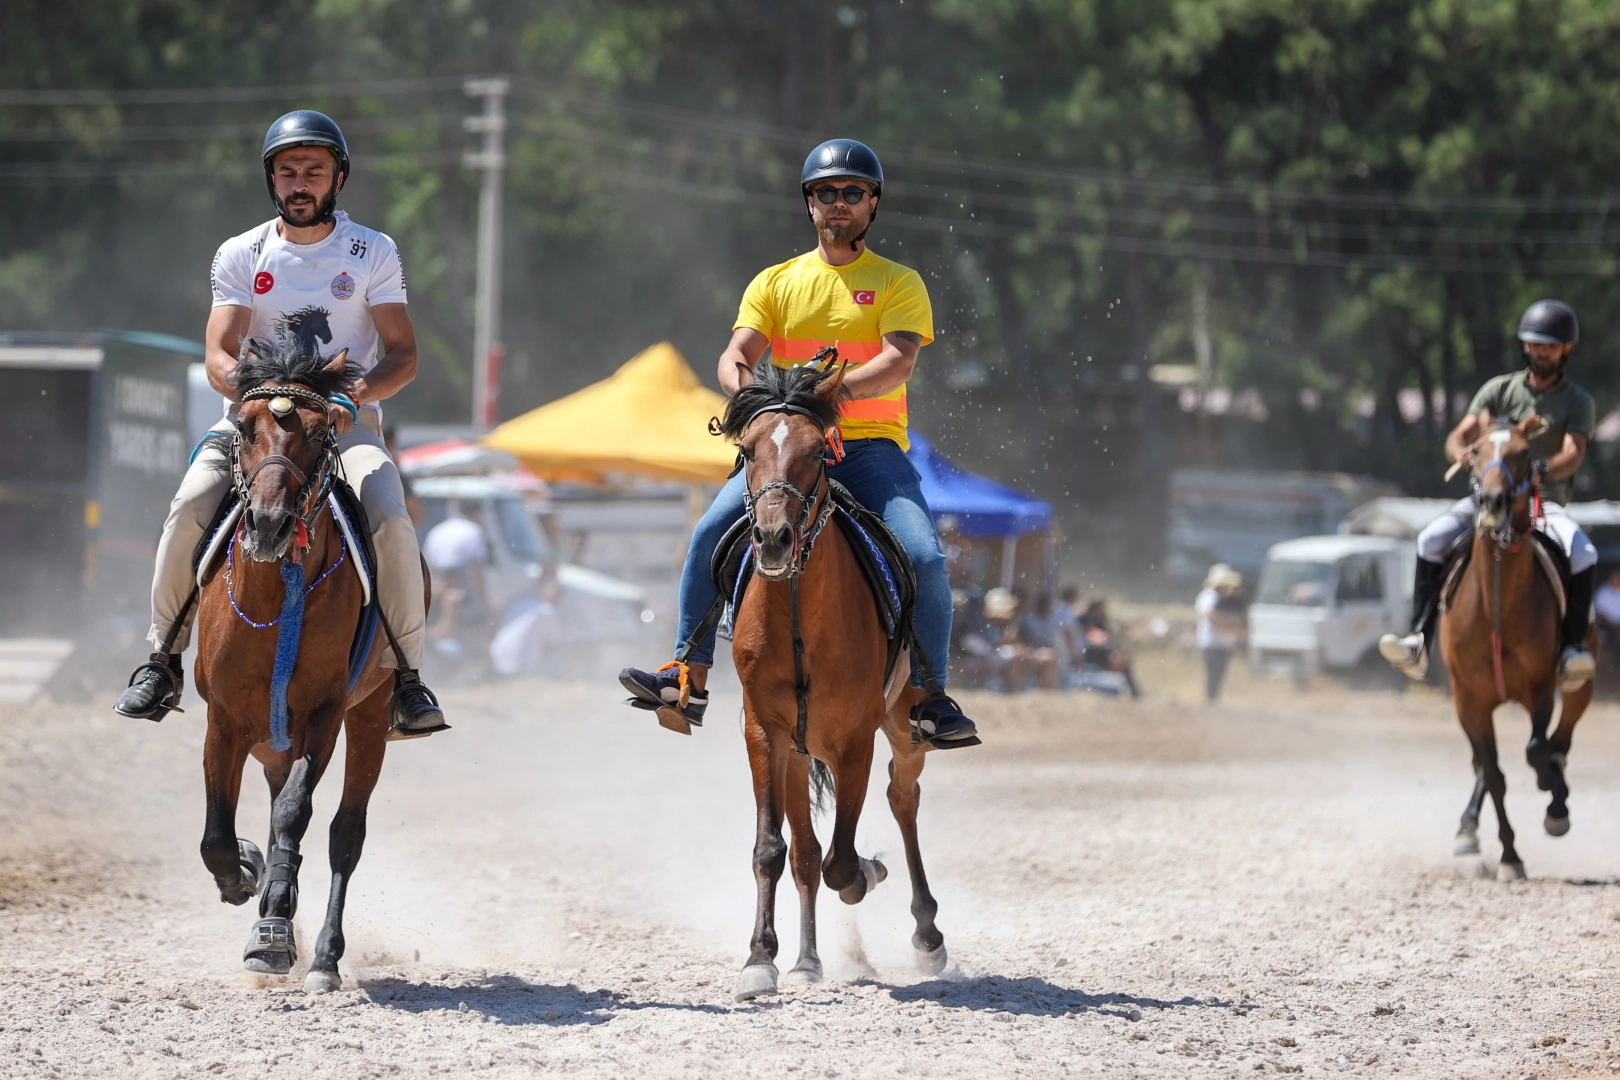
[191,339,422,990]
[719,360,948,1002]
[1442,418,1597,881]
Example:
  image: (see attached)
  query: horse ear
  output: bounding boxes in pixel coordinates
[734,362,754,387]
[324,348,349,376]
[816,360,850,402]
[1518,414,1549,440]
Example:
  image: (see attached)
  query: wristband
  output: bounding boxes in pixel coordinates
[330,393,359,424]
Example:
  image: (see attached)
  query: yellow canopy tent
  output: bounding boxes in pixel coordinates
[482,342,736,484]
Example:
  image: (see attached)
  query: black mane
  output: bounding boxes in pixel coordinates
[716,361,846,441]
[232,336,360,399]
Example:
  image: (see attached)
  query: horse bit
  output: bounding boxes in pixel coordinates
[232,384,340,558]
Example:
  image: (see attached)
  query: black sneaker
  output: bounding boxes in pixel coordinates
[114,652,184,722]
[911,693,981,749]
[389,669,449,740]
[620,664,708,735]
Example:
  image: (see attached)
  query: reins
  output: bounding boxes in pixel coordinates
[232,384,340,559]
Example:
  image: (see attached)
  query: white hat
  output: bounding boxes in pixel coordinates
[982,587,1019,620]
[1204,563,1243,590]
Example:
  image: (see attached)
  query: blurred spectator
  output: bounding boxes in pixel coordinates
[956,587,1058,691]
[1077,596,1142,699]
[423,502,489,652]
[1596,567,1620,647]
[1195,564,1246,703]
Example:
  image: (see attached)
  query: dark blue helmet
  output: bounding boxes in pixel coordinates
[261,110,350,195]
[1517,299,1579,345]
[801,139,883,197]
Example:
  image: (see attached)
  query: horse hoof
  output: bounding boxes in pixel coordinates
[1453,832,1481,856]
[238,840,265,896]
[837,858,887,905]
[734,963,779,1002]
[243,917,296,974]
[304,969,341,994]
[783,963,823,987]
[1496,860,1528,883]
[1545,814,1571,838]
[915,943,948,976]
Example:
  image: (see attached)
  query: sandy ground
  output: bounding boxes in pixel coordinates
[3,655,1620,1079]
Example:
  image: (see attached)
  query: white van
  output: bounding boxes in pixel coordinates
[1248,535,1415,677]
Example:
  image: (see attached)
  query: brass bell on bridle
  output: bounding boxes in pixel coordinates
[268,396,295,417]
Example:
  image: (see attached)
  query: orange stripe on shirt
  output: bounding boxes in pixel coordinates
[840,392,906,423]
[771,338,884,364]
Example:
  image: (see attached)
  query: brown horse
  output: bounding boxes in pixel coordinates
[191,340,418,991]
[716,360,947,1002]
[1441,418,1597,880]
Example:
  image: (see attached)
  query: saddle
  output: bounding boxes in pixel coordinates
[1439,527,1568,620]
[192,480,382,695]
[713,479,917,688]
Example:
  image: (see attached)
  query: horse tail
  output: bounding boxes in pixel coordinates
[810,758,835,815]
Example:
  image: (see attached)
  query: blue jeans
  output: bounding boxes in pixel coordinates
[675,437,951,688]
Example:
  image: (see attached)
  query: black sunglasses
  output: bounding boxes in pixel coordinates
[812,184,871,205]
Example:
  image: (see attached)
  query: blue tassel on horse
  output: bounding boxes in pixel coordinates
[269,558,307,752]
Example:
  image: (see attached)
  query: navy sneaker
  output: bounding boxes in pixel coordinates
[620,663,708,735]
[911,693,981,749]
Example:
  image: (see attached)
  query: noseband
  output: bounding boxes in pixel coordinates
[232,384,339,556]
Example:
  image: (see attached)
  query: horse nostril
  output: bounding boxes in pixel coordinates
[772,524,793,549]
[753,525,767,546]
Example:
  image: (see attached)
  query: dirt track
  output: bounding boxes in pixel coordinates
[4,660,1620,1078]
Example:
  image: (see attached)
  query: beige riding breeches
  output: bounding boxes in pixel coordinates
[146,412,426,669]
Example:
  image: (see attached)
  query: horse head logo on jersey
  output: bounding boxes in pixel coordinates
[273,306,335,357]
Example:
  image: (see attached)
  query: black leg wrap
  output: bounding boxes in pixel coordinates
[261,845,302,918]
[1563,567,1596,650]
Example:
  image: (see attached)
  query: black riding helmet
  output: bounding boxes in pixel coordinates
[1518,299,1580,346]
[261,110,351,201]
[801,139,883,242]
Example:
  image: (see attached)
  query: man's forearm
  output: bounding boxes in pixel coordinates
[354,349,417,404]
[843,349,915,399]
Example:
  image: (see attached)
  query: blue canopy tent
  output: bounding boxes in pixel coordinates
[906,434,1055,590]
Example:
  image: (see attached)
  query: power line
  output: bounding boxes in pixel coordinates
[0,76,464,106]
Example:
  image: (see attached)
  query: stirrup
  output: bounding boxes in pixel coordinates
[910,693,982,750]
[1559,648,1595,693]
[113,653,184,722]
[388,669,450,740]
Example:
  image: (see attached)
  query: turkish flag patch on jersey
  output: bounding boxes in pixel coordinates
[852,290,875,305]
[253,272,274,295]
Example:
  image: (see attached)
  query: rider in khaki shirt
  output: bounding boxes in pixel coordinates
[1379,300,1598,691]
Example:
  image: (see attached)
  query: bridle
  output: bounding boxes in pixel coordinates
[232,383,339,558]
[1471,454,1538,549]
[739,412,843,578]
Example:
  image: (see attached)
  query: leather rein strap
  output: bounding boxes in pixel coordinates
[232,384,340,555]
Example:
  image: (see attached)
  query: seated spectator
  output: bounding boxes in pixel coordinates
[1077,596,1142,699]
[979,588,1058,691]
[423,502,489,652]
[1595,567,1620,646]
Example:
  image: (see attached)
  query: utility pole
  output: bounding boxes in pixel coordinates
[463,76,509,430]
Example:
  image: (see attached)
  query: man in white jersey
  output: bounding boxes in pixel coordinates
[115,110,447,737]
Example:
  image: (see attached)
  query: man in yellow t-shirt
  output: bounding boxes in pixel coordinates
[619,139,978,747]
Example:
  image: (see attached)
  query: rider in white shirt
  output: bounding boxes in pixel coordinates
[115,111,447,737]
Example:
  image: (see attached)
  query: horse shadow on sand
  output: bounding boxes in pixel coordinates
[358,974,728,1027]
[885,974,1226,1019]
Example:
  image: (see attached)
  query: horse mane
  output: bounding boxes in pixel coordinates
[716,361,846,440]
[231,336,360,399]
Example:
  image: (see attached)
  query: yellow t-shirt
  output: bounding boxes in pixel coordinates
[734,247,934,450]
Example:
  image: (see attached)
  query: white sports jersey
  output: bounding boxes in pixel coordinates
[210,210,407,417]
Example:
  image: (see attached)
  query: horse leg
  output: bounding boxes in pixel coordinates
[1454,764,1487,856]
[885,735,947,975]
[305,688,389,993]
[199,719,260,906]
[736,714,788,1002]
[252,744,291,863]
[779,753,824,987]
[1462,706,1524,881]
[244,712,343,975]
[823,738,885,905]
[1523,683,1572,837]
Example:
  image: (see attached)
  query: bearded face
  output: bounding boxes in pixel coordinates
[1523,340,1570,380]
[806,180,877,249]
[269,146,342,229]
